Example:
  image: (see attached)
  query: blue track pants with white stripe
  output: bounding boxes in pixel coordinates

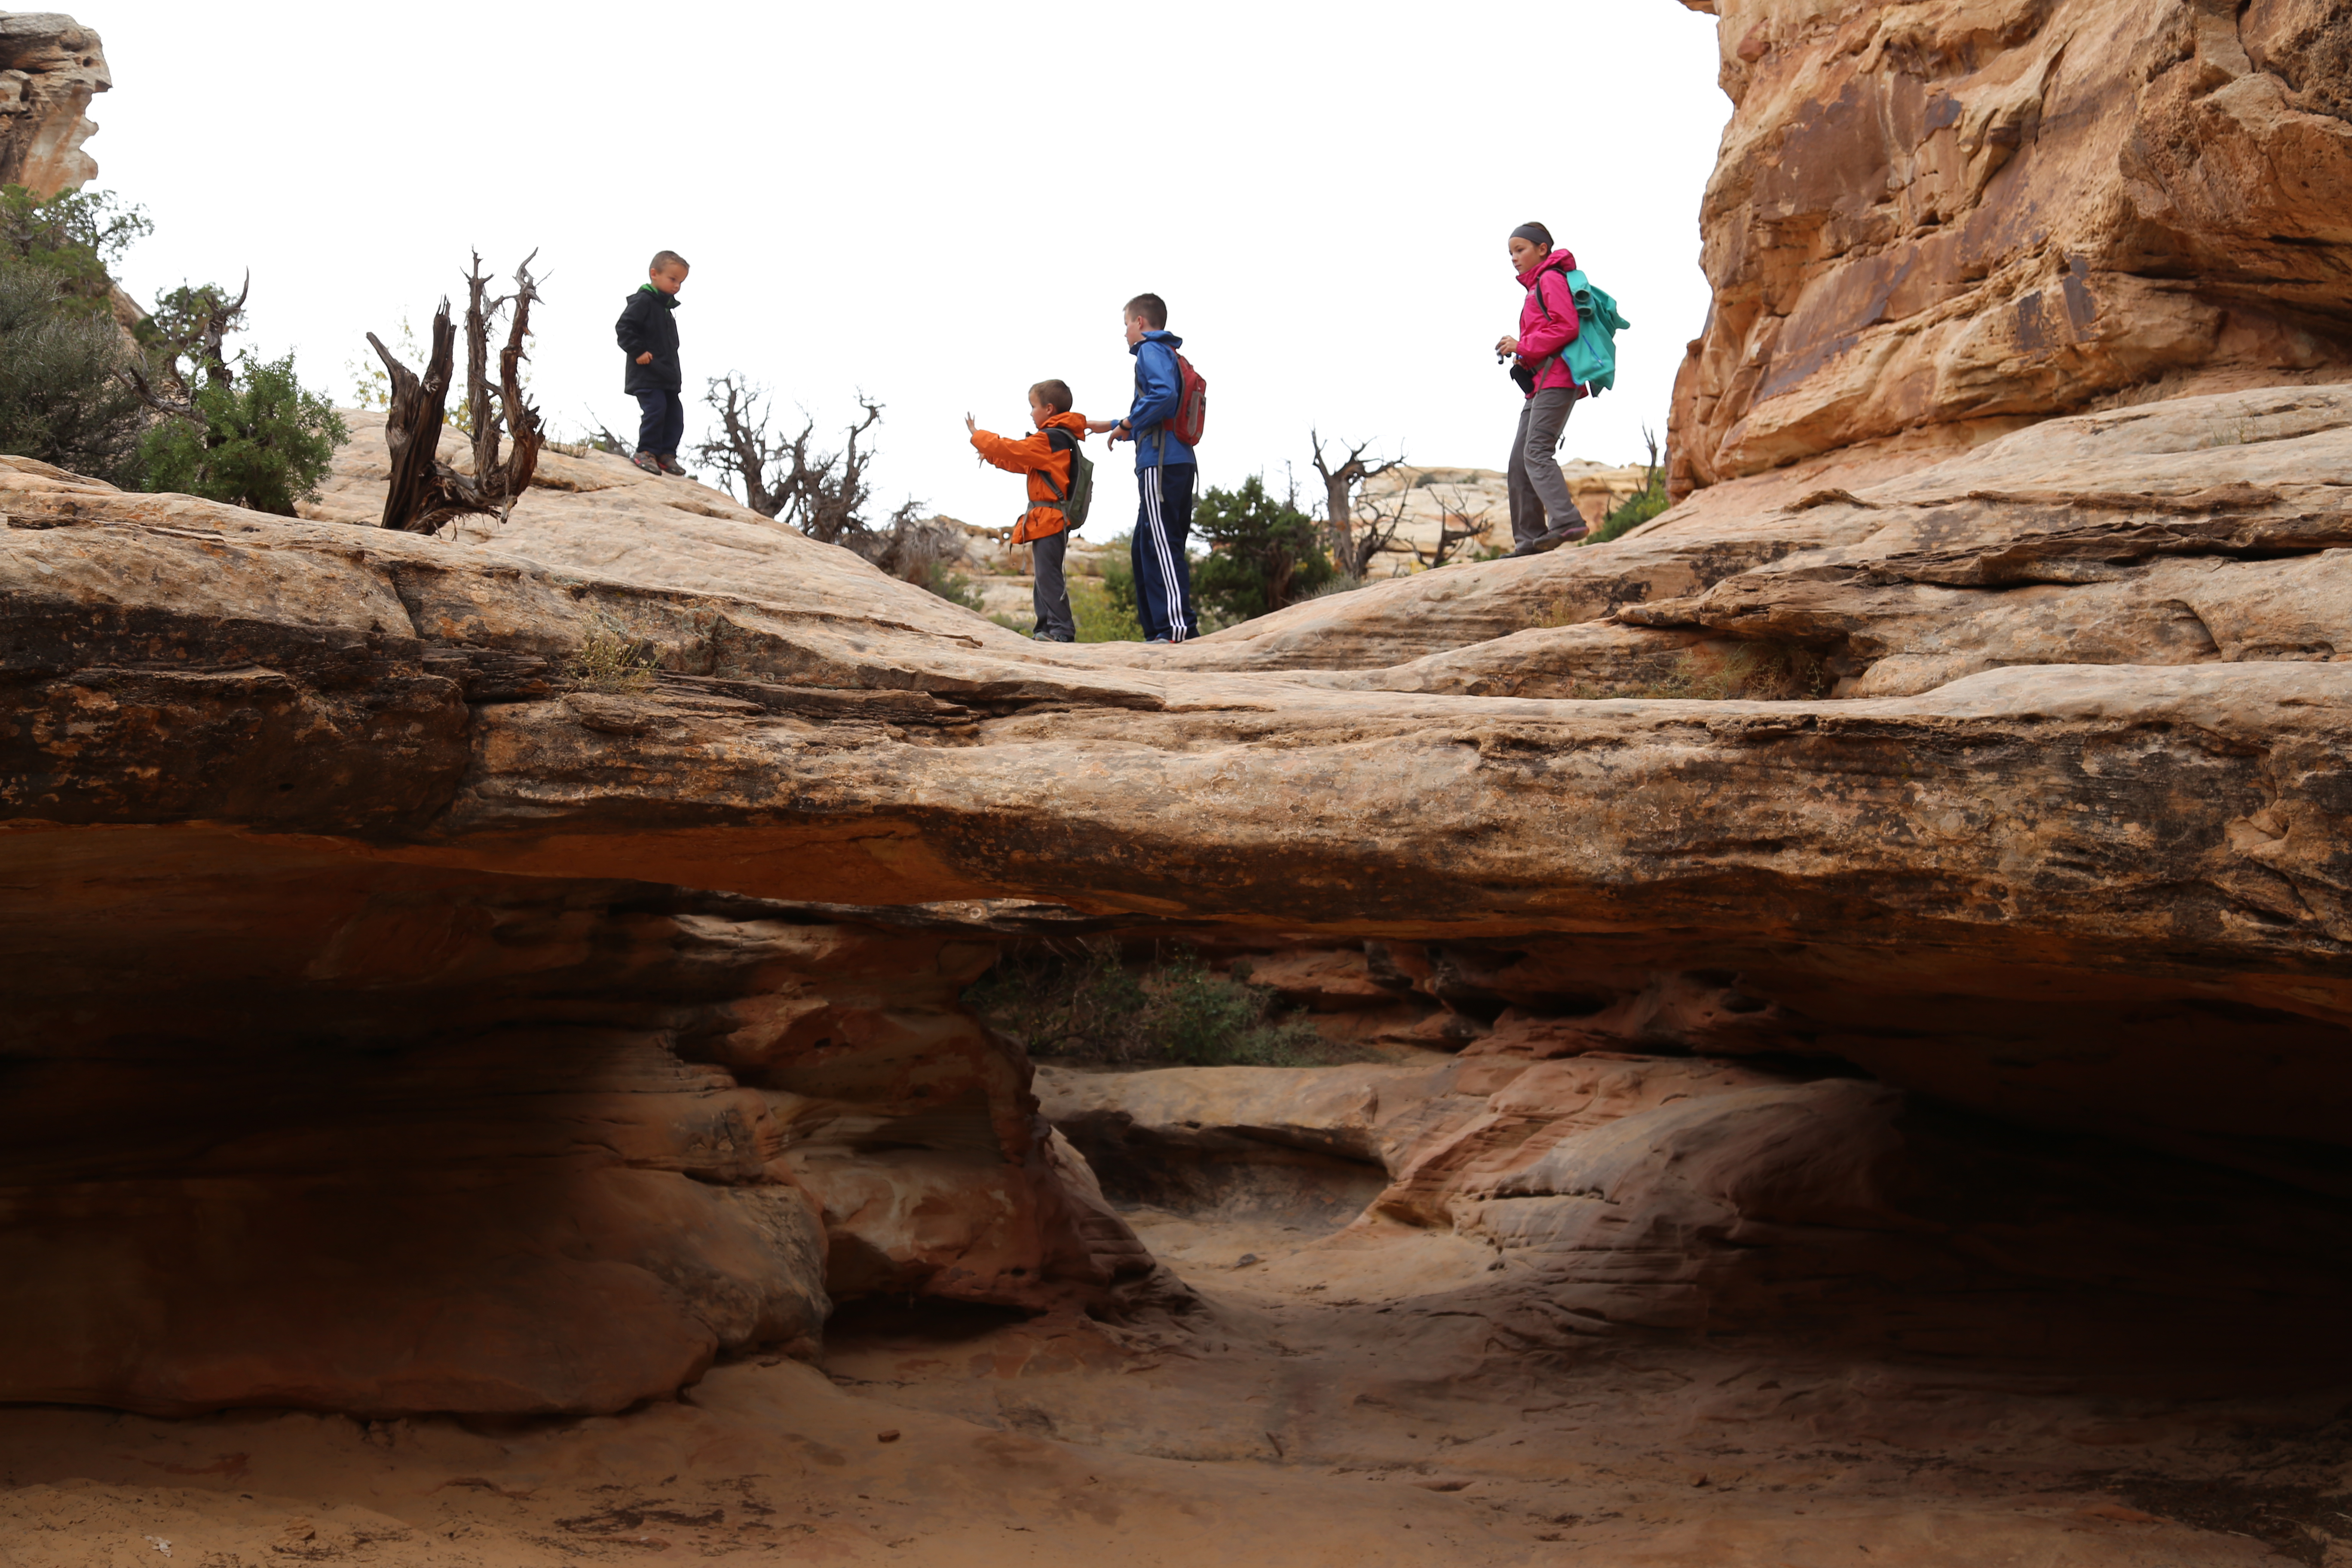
[1132,461,1199,643]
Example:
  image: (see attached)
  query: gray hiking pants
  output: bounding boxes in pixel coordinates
[1507,387,1582,547]
[1030,527,1075,641]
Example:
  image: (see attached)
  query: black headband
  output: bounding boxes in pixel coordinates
[1511,224,1552,247]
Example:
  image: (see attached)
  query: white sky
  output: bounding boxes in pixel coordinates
[85,1,1728,533]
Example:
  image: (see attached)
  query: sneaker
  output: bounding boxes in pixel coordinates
[1145,637,1171,645]
[631,451,662,475]
[1506,522,1592,558]
[657,454,687,476]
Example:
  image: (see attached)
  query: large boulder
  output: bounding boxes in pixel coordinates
[1668,0,2352,496]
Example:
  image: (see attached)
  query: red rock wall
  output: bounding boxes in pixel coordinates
[0,827,1142,1416]
[1669,0,2352,497]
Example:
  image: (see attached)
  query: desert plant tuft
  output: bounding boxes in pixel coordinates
[1589,474,1669,544]
[571,616,660,692]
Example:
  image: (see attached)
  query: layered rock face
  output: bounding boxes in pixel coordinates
[0,12,107,198]
[0,821,1144,1415]
[8,381,2352,1413]
[1669,0,2352,496]
[6,5,2352,1433]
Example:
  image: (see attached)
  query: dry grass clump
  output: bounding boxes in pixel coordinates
[571,615,660,693]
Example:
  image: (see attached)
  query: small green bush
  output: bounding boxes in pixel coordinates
[967,941,1349,1067]
[1077,539,1143,641]
[137,351,346,515]
[0,260,147,485]
[1587,474,1669,545]
[922,559,985,611]
[1192,475,1334,624]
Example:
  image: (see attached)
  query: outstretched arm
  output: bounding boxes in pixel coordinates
[971,426,1055,474]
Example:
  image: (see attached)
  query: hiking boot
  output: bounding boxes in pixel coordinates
[1031,631,1075,644]
[1506,522,1591,558]
[657,454,687,476]
[631,451,662,475]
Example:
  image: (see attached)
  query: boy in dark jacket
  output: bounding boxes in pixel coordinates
[615,250,689,476]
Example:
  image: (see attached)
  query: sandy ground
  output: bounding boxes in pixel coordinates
[5,1203,2346,1568]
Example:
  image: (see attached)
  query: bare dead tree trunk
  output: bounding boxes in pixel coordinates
[802,397,884,545]
[1309,429,1406,579]
[367,253,545,534]
[368,302,461,534]
[481,252,545,507]
[698,374,788,518]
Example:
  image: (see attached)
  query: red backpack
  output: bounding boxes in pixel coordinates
[1164,351,1207,447]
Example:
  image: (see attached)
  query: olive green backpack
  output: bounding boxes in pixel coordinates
[1040,426,1094,530]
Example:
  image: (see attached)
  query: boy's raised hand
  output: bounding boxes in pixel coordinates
[963,413,977,435]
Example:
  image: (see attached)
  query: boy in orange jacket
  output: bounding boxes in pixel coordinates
[965,379,1091,643]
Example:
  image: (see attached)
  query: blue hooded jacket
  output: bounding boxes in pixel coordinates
[1124,330,1194,470]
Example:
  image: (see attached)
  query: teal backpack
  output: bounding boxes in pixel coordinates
[1531,268,1631,394]
[1040,426,1094,530]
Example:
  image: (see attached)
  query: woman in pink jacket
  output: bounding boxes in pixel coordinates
[1494,221,1589,556]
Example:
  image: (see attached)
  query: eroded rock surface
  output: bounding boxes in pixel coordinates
[1669,0,2352,495]
[0,12,107,198]
[9,340,2352,1427]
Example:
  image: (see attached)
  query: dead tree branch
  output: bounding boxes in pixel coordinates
[1309,429,1408,580]
[122,271,251,422]
[696,373,793,518]
[1411,484,1493,570]
[692,380,949,579]
[368,252,546,534]
[696,382,885,543]
[369,301,464,534]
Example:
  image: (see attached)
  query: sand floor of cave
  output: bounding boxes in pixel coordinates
[3,1196,2337,1568]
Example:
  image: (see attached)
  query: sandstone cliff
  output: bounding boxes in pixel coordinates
[1670,0,2352,497]
[0,11,105,197]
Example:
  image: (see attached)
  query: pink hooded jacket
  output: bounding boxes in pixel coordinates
[1514,248,1583,397]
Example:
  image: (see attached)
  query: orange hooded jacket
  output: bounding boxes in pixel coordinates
[970,408,1090,544]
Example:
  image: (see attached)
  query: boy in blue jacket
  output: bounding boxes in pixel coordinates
[1087,293,1198,644]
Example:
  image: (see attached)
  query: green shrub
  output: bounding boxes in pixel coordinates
[1588,473,1669,545]
[1191,475,1333,625]
[137,351,347,515]
[1077,538,1143,641]
[967,941,1350,1067]
[0,184,148,316]
[922,559,985,611]
[0,260,147,485]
